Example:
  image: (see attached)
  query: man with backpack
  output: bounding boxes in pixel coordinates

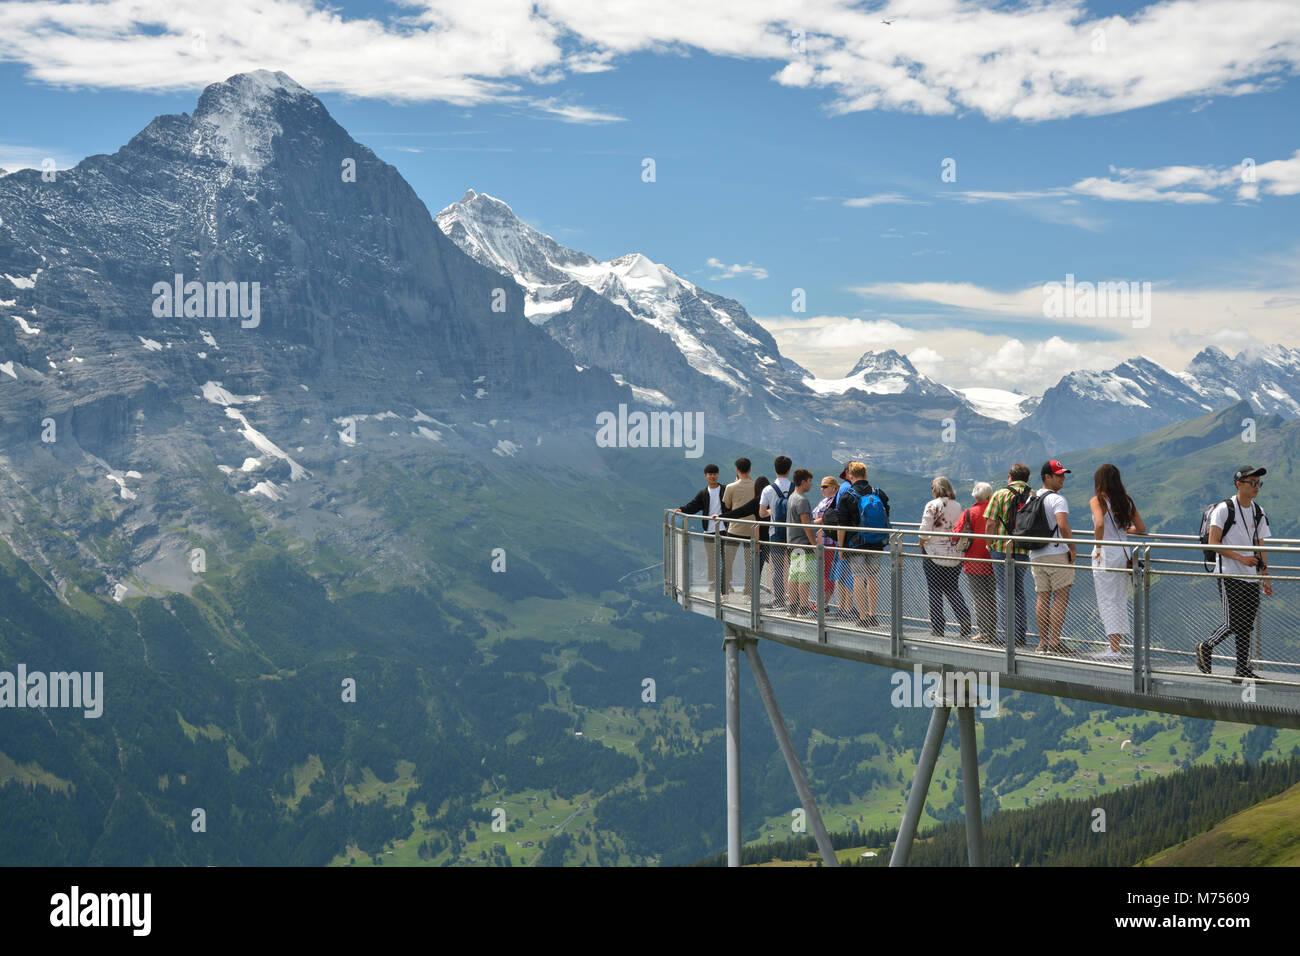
[983,463,1033,646]
[1019,460,1077,654]
[758,456,794,609]
[1196,466,1273,680]
[835,462,890,627]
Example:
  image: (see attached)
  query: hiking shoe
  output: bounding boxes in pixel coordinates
[1194,642,1211,674]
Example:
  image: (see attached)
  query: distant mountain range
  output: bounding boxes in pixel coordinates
[436,191,1039,473]
[435,190,1300,466]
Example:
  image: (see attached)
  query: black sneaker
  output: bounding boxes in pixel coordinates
[1234,664,1260,682]
[1194,642,1211,674]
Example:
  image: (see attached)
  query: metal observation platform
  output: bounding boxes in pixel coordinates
[662,511,1300,866]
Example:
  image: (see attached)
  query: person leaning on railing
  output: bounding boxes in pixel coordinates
[1196,465,1273,681]
[1088,463,1146,661]
[674,463,727,588]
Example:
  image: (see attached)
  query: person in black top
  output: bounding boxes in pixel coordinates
[675,464,727,587]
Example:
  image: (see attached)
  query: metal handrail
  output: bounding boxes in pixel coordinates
[664,508,1300,722]
[674,511,1296,550]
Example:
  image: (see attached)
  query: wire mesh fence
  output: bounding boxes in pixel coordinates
[667,510,1300,694]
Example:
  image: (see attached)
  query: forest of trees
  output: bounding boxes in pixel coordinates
[692,756,1300,867]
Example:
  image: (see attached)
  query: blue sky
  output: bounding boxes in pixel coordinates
[1,0,1297,392]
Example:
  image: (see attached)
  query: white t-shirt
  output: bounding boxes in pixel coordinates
[1210,497,1270,577]
[1028,489,1071,560]
[706,485,724,533]
[759,476,793,539]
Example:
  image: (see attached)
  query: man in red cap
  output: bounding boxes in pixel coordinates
[1029,460,1076,653]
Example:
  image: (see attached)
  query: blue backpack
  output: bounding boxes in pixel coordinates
[769,481,792,543]
[849,486,891,548]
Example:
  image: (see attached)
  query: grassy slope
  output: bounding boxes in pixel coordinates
[1144,782,1300,866]
[1063,400,1300,536]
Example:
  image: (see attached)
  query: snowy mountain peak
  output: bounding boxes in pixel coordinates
[805,348,952,399]
[847,349,918,378]
[191,70,315,171]
[435,189,597,286]
[437,189,791,397]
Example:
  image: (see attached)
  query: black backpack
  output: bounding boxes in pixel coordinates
[1199,498,1264,571]
[1010,490,1056,542]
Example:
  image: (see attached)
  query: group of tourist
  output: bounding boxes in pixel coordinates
[675,457,1272,679]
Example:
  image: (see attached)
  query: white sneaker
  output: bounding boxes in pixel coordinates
[1092,650,1124,661]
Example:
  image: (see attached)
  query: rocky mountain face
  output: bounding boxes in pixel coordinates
[0,70,625,596]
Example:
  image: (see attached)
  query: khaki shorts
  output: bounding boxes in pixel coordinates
[1030,552,1075,592]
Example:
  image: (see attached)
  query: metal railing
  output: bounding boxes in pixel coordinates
[664,508,1300,723]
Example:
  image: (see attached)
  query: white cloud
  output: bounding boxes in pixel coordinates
[528,97,626,124]
[0,144,80,173]
[1069,176,1218,204]
[760,276,1300,392]
[706,257,769,280]
[0,0,1298,123]
[1248,150,1300,197]
[844,192,928,207]
[947,150,1300,207]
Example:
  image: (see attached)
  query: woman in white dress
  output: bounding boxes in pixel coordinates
[1088,464,1146,659]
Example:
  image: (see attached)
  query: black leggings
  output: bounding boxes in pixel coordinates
[1205,578,1260,671]
[924,559,970,634]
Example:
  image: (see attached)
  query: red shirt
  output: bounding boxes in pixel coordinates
[956,501,992,575]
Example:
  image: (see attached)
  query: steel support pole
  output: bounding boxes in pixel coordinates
[889,702,950,867]
[956,706,985,867]
[1131,553,1144,692]
[724,629,742,867]
[751,532,761,631]
[682,521,692,612]
[714,532,723,619]
[1142,546,1153,693]
[663,512,671,598]
[890,535,903,656]
[1003,548,1016,672]
[816,536,826,643]
[743,642,839,867]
